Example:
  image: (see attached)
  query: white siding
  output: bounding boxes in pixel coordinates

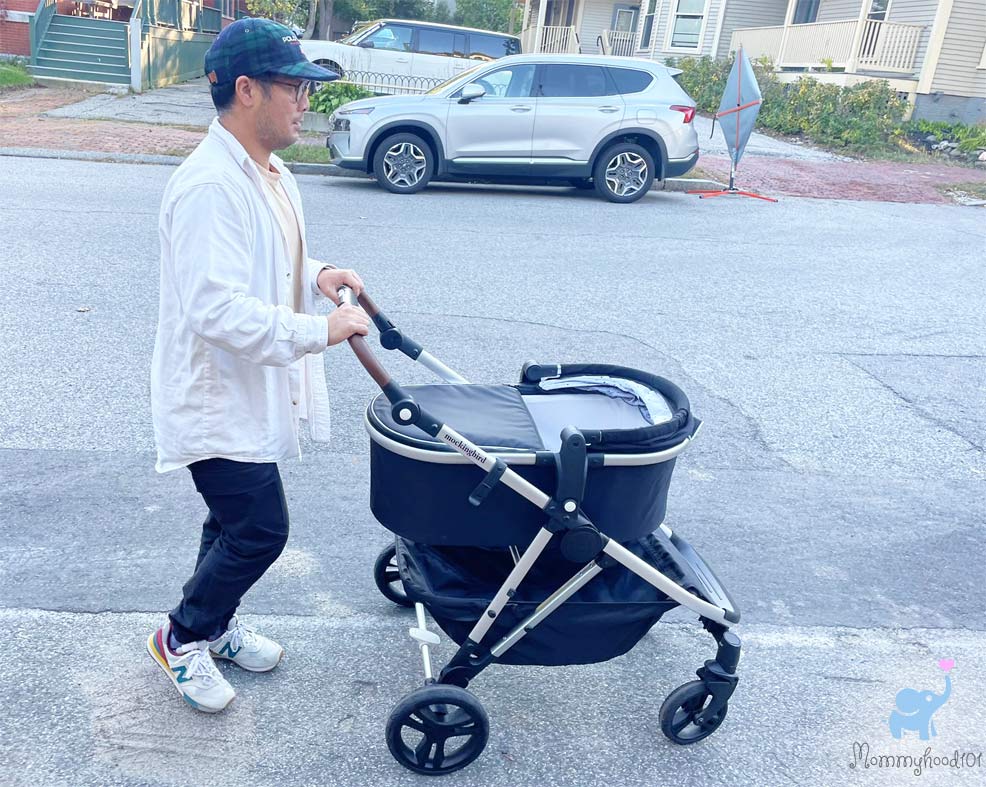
[816,0,862,23]
[715,0,787,59]
[887,0,936,77]
[578,0,623,54]
[931,0,986,98]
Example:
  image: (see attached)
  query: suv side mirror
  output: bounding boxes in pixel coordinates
[459,83,486,104]
[358,40,375,48]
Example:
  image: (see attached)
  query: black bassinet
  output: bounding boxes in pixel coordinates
[366,364,701,547]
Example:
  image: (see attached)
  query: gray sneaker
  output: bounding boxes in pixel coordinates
[147,622,235,713]
[208,616,284,673]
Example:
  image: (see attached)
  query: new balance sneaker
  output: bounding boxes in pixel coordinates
[208,616,284,673]
[147,622,235,713]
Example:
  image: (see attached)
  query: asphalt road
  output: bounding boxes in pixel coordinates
[1,156,984,787]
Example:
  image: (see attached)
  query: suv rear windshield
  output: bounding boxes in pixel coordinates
[607,67,654,94]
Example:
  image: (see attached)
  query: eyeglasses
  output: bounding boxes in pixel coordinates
[263,78,318,103]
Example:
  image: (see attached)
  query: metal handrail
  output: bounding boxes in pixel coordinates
[29,0,58,66]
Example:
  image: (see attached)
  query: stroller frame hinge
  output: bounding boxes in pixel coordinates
[438,639,495,688]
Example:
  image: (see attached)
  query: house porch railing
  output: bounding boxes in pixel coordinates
[521,24,580,54]
[599,29,638,57]
[730,18,923,74]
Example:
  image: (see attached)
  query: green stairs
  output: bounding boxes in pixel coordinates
[30,15,131,85]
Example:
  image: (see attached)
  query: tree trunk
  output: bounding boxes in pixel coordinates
[315,0,334,40]
[303,0,317,39]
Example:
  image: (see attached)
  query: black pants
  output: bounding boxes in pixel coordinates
[169,459,289,644]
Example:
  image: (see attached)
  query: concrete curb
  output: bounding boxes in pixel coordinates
[0,147,185,166]
[0,147,726,192]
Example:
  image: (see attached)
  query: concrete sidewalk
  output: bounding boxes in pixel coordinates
[44,78,216,129]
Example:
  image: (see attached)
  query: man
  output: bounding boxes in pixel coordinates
[148,18,369,713]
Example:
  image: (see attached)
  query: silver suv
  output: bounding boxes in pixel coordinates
[327,54,699,203]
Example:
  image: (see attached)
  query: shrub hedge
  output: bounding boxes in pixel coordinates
[665,55,923,154]
[309,82,375,115]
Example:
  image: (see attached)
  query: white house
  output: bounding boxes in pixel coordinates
[519,0,986,123]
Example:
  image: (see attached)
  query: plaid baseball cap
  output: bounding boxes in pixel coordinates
[204,18,338,85]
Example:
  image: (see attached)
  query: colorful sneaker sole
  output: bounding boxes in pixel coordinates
[146,630,234,713]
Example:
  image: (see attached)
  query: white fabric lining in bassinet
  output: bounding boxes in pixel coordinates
[522,391,674,452]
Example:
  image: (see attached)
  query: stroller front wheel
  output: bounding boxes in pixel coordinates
[386,684,490,775]
[659,680,728,745]
[374,543,413,608]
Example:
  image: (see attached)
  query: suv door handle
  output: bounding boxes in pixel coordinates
[510,105,532,112]
[598,106,620,113]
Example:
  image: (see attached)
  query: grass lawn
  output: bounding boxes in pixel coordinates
[276,142,331,164]
[0,62,33,89]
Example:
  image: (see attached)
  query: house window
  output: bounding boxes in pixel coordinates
[669,0,706,50]
[793,0,819,24]
[642,13,654,48]
[867,0,890,22]
[222,0,234,18]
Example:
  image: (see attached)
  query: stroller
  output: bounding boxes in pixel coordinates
[341,289,741,775]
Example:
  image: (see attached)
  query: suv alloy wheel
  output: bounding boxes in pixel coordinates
[372,132,434,194]
[593,142,655,204]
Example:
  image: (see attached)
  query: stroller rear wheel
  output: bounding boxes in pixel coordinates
[374,543,413,608]
[659,680,728,744]
[386,684,489,775]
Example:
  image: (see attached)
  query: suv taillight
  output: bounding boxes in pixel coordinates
[670,105,695,124]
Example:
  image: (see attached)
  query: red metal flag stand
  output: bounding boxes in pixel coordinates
[688,161,778,202]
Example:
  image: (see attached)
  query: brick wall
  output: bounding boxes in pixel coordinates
[0,0,32,57]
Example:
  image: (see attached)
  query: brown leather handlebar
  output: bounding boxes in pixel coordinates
[356,291,381,319]
[337,287,391,391]
[347,334,391,389]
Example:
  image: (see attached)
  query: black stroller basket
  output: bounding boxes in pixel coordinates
[341,289,741,775]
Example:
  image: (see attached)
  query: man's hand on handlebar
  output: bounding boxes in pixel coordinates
[327,303,370,346]
[317,268,365,304]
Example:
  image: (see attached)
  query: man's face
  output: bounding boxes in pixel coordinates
[254,77,310,152]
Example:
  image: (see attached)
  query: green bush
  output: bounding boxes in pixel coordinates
[309,82,374,115]
[666,55,910,152]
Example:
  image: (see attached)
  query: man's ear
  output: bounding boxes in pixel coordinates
[234,75,260,108]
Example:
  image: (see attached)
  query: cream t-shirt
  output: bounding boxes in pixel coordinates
[253,159,308,418]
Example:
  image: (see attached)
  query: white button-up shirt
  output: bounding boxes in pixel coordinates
[151,118,332,473]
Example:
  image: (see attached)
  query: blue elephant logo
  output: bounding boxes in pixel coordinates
[888,659,953,741]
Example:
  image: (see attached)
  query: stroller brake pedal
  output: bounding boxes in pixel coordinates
[409,627,441,646]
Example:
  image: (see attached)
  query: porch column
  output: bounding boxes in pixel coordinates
[845,0,870,73]
[129,16,142,93]
[522,0,533,32]
[778,0,798,67]
[649,0,665,58]
[536,0,548,52]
